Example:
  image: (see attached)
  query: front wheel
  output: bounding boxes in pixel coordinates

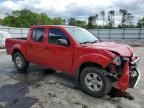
[13,52,29,72]
[80,67,112,97]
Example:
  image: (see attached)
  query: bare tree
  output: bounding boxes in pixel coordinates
[119,9,128,27]
[100,11,105,26]
[137,18,144,28]
[108,10,115,27]
[95,13,98,25]
[119,9,134,27]
[88,16,96,28]
[127,13,134,27]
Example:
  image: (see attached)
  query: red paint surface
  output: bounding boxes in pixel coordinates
[116,62,129,92]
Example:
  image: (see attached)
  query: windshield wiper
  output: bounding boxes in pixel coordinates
[80,40,99,45]
[91,40,99,44]
[80,41,91,44]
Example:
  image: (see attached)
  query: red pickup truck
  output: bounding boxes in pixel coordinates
[5,25,140,97]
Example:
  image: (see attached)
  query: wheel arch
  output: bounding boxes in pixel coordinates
[12,48,26,61]
[76,62,103,82]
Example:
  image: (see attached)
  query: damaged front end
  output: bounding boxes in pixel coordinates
[129,57,140,88]
[106,55,140,92]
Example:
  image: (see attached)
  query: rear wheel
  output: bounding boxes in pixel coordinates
[13,52,29,72]
[80,67,112,97]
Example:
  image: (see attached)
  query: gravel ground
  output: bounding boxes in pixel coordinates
[0,49,6,55]
[0,47,143,108]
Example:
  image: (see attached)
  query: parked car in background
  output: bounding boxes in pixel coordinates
[5,25,140,97]
[0,31,12,48]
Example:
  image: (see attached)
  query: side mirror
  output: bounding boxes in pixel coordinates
[57,39,69,47]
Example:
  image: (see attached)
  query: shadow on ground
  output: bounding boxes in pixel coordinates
[0,82,37,108]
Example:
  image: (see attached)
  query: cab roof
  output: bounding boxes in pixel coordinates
[31,25,77,28]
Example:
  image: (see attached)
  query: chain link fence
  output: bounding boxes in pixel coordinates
[0,26,28,38]
[0,26,144,45]
[89,28,144,40]
[0,26,28,47]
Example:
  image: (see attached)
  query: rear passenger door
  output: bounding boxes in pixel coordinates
[27,28,46,64]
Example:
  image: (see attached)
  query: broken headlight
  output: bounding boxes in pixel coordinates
[112,56,122,65]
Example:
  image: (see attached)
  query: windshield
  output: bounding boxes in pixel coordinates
[65,27,99,44]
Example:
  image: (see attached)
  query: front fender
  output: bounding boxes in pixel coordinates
[72,53,113,76]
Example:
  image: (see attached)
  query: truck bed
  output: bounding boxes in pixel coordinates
[5,38,27,55]
[12,37,27,40]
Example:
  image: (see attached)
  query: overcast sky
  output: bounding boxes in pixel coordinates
[0,0,144,25]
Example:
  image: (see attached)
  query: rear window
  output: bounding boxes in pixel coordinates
[32,28,44,42]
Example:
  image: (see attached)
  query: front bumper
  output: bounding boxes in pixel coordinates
[129,57,140,88]
[115,57,140,92]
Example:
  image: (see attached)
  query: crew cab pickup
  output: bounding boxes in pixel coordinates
[5,25,140,97]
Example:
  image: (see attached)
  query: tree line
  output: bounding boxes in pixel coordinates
[0,9,144,29]
[87,9,144,28]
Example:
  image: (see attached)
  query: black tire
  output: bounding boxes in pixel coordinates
[80,67,112,97]
[13,52,29,72]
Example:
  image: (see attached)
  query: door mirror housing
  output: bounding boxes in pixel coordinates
[57,39,69,47]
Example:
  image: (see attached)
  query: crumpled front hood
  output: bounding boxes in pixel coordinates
[87,42,134,57]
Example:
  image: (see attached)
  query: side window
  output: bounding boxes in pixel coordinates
[48,28,69,45]
[32,28,44,42]
[32,29,36,41]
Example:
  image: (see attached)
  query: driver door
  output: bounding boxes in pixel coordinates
[44,27,74,73]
